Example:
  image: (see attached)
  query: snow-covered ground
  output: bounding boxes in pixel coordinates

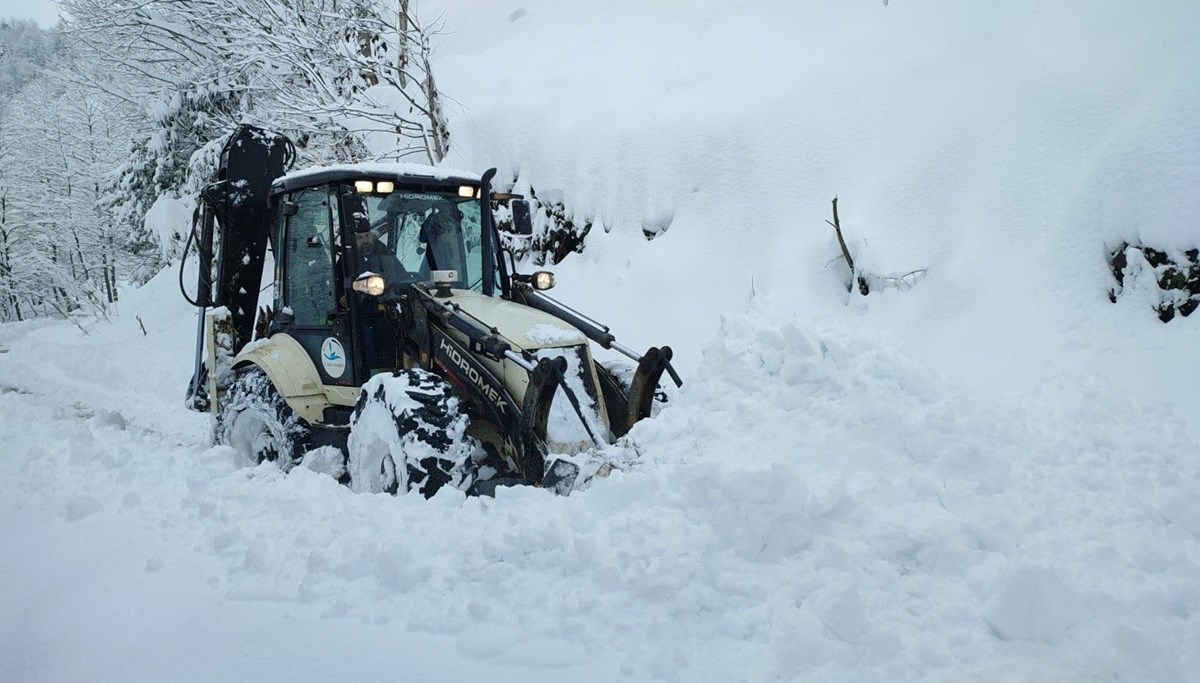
[4,1,1200,681]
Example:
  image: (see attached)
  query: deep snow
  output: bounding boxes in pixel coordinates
[4,1,1200,681]
[429,0,1200,437]
[3,270,1198,681]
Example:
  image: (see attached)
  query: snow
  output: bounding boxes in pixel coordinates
[143,193,195,259]
[524,322,584,346]
[278,161,481,186]
[4,1,1200,681]
[5,249,1200,682]
[431,0,1200,439]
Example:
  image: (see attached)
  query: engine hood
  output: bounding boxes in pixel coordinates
[440,289,587,351]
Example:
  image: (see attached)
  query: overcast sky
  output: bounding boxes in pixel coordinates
[0,0,59,27]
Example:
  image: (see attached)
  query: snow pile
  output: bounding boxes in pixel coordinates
[635,297,1199,678]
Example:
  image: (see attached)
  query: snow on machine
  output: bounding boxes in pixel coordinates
[182,126,680,497]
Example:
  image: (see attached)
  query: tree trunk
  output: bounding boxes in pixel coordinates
[101,249,114,303]
[71,227,89,281]
[421,37,449,163]
[398,0,410,88]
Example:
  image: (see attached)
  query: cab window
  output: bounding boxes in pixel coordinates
[282,188,335,326]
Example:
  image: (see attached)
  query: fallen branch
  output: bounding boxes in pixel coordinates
[861,269,929,292]
[827,196,870,295]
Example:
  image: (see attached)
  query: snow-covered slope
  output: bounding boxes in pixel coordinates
[3,1,1200,681]
[432,0,1200,433]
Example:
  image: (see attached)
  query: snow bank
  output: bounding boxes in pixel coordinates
[3,276,1197,680]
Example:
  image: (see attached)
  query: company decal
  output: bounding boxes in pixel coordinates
[437,334,507,411]
[320,337,346,378]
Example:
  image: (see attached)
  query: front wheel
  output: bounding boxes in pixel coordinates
[347,369,478,498]
[216,366,310,469]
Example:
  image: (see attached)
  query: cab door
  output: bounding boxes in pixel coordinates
[338,187,403,385]
[277,186,355,386]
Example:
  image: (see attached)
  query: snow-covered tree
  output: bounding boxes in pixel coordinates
[0,2,457,320]
[58,0,452,268]
[0,32,138,322]
[0,20,57,96]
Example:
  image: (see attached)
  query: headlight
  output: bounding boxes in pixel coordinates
[533,271,555,291]
[352,273,386,296]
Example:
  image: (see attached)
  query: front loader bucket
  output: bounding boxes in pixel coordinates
[626,346,673,430]
[598,346,675,439]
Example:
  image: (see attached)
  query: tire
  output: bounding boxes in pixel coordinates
[216,366,310,469]
[347,369,478,498]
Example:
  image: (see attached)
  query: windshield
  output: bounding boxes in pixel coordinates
[352,189,492,292]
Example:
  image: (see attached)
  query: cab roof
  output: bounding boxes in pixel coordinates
[272,162,481,195]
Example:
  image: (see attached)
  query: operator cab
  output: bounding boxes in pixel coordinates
[267,165,503,388]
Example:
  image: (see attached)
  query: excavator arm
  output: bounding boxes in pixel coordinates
[185,126,294,411]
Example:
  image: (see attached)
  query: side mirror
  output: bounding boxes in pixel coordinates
[512,199,533,236]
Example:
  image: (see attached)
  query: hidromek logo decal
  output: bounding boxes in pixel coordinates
[439,337,505,410]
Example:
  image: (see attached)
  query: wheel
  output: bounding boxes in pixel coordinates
[347,369,478,498]
[216,366,310,469]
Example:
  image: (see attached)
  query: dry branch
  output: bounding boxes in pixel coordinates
[827,196,869,295]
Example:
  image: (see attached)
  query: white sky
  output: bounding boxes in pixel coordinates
[0,0,59,27]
